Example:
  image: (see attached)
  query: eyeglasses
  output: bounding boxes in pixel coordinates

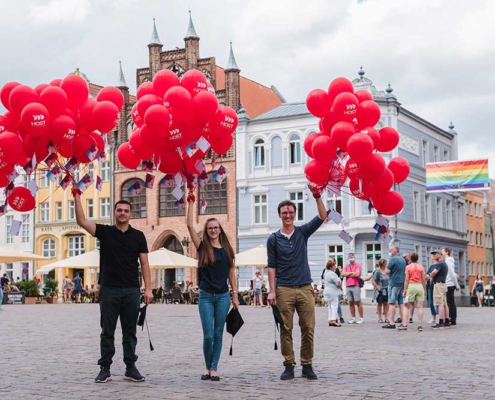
[207,227,220,231]
[115,208,130,213]
[280,212,296,216]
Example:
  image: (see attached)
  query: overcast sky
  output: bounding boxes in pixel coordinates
[1,0,494,174]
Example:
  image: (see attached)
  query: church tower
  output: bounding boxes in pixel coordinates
[148,18,163,80]
[184,11,200,71]
[225,42,241,112]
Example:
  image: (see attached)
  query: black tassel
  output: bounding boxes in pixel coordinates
[149,341,154,351]
[145,319,154,351]
[274,340,278,351]
[229,344,233,356]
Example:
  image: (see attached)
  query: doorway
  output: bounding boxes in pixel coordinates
[163,236,183,291]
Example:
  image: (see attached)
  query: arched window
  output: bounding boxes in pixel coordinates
[42,238,56,258]
[289,134,301,164]
[164,236,183,254]
[159,176,185,217]
[121,179,147,219]
[271,136,282,167]
[254,139,265,167]
[198,172,227,215]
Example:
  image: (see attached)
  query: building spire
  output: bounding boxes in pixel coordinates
[226,41,239,71]
[185,10,199,39]
[117,61,127,88]
[149,17,162,45]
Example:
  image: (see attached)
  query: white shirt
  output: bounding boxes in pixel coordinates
[445,256,459,288]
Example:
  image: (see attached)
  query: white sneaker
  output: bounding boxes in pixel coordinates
[427,319,435,324]
[356,318,364,324]
[348,319,357,324]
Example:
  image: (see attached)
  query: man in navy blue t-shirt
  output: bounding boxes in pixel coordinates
[267,192,327,381]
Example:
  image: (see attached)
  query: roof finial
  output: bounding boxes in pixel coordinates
[226,41,239,71]
[185,10,199,39]
[117,61,127,88]
[448,121,455,131]
[149,17,162,45]
[358,66,365,81]
[386,83,393,94]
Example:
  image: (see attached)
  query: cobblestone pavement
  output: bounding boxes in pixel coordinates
[1,302,494,400]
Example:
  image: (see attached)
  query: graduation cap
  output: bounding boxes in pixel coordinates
[272,305,284,351]
[137,305,154,351]
[226,307,244,356]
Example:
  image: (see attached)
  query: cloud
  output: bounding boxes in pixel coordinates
[28,0,92,24]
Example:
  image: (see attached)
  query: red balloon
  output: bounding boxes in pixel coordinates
[181,69,208,97]
[21,103,51,137]
[303,132,326,158]
[345,158,361,179]
[79,98,97,131]
[131,103,144,128]
[360,154,386,182]
[164,86,192,123]
[388,157,410,184]
[346,133,374,162]
[97,86,124,111]
[371,192,381,210]
[89,131,105,154]
[144,104,171,134]
[371,168,394,193]
[50,79,62,87]
[64,108,80,127]
[139,124,156,148]
[312,135,336,165]
[1,82,21,110]
[8,85,39,115]
[155,147,183,174]
[39,86,68,118]
[0,161,15,178]
[354,90,373,104]
[7,187,36,212]
[357,100,381,127]
[58,143,73,158]
[136,82,156,100]
[0,174,10,188]
[137,94,162,121]
[349,178,372,200]
[192,91,218,124]
[320,111,340,134]
[23,134,51,160]
[377,191,404,215]
[0,114,16,134]
[129,131,154,160]
[328,77,354,103]
[72,134,96,163]
[153,69,180,98]
[118,142,141,170]
[304,159,329,186]
[332,92,359,122]
[60,75,89,110]
[0,132,23,164]
[92,101,119,133]
[211,106,238,136]
[306,89,332,118]
[34,83,49,96]
[361,127,380,150]
[331,121,355,151]
[211,134,233,155]
[50,115,77,146]
[377,127,399,152]
[167,121,188,147]
[207,82,216,95]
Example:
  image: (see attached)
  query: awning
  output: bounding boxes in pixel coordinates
[0,246,51,263]
[35,250,100,274]
[148,248,198,269]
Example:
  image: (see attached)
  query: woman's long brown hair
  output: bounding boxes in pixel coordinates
[198,218,235,269]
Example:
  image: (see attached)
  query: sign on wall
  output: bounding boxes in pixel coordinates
[426,159,490,193]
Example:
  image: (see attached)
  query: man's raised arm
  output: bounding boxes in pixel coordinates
[74,192,96,236]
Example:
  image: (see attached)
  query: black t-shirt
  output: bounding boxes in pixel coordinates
[95,224,149,288]
[1,277,9,287]
[198,243,230,294]
[433,260,448,284]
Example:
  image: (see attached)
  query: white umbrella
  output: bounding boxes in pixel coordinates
[0,245,51,263]
[235,245,318,267]
[148,248,198,269]
[36,250,100,274]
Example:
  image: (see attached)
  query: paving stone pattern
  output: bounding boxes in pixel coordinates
[1,303,494,399]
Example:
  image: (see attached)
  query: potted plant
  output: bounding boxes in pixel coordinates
[45,278,59,304]
[18,279,40,305]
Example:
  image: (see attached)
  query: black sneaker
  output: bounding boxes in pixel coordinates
[418,326,423,332]
[339,317,345,324]
[382,323,396,329]
[95,366,111,383]
[124,366,145,382]
[395,318,402,324]
[280,366,295,380]
[409,318,413,324]
[450,320,457,326]
[302,364,318,380]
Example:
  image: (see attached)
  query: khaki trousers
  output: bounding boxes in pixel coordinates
[276,284,315,366]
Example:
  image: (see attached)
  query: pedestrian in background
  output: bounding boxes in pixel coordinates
[342,253,364,324]
[472,274,485,308]
[442,247,459,325]
[323,258,342,327]
[373,259,389,323]
[400,253,426,331]
[382,246,406,329]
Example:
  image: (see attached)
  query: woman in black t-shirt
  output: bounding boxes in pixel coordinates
[187,195,239,382]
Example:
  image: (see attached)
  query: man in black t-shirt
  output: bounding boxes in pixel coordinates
[75,192,153,383]
[429,249,449,329]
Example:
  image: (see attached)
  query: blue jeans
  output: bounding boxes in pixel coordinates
[0,288,3,307]
[427,285,438,316]
[337,300,342,318]
[198,290,231,371]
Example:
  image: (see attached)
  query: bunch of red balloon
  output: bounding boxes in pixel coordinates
[0,75,124,212]
[305,77,410,216]
[117,69,238,178]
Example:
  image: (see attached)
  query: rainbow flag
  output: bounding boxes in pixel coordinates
[426,159,490,192]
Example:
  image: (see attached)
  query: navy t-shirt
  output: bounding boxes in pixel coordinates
[267,215,324,287]
[432,260,448,283]
[73,276,82,290]
[198,243,230,294]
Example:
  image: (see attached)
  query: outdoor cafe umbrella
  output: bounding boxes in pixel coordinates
[0,245,51,263]
[147,248,198,269]
[35,249,100,274]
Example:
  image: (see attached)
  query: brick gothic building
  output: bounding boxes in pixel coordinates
[113,14,283,288]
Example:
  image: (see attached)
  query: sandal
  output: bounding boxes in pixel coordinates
[210,375,220,381]
[384,319,390,323]
[329,322,341,327]
[378,319,384,323]
[201,374,211,380]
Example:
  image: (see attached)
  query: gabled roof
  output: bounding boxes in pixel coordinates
[253,102,309,121]
[215,66,282,118]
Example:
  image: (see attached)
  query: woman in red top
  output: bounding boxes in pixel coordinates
[401,253,427,331]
